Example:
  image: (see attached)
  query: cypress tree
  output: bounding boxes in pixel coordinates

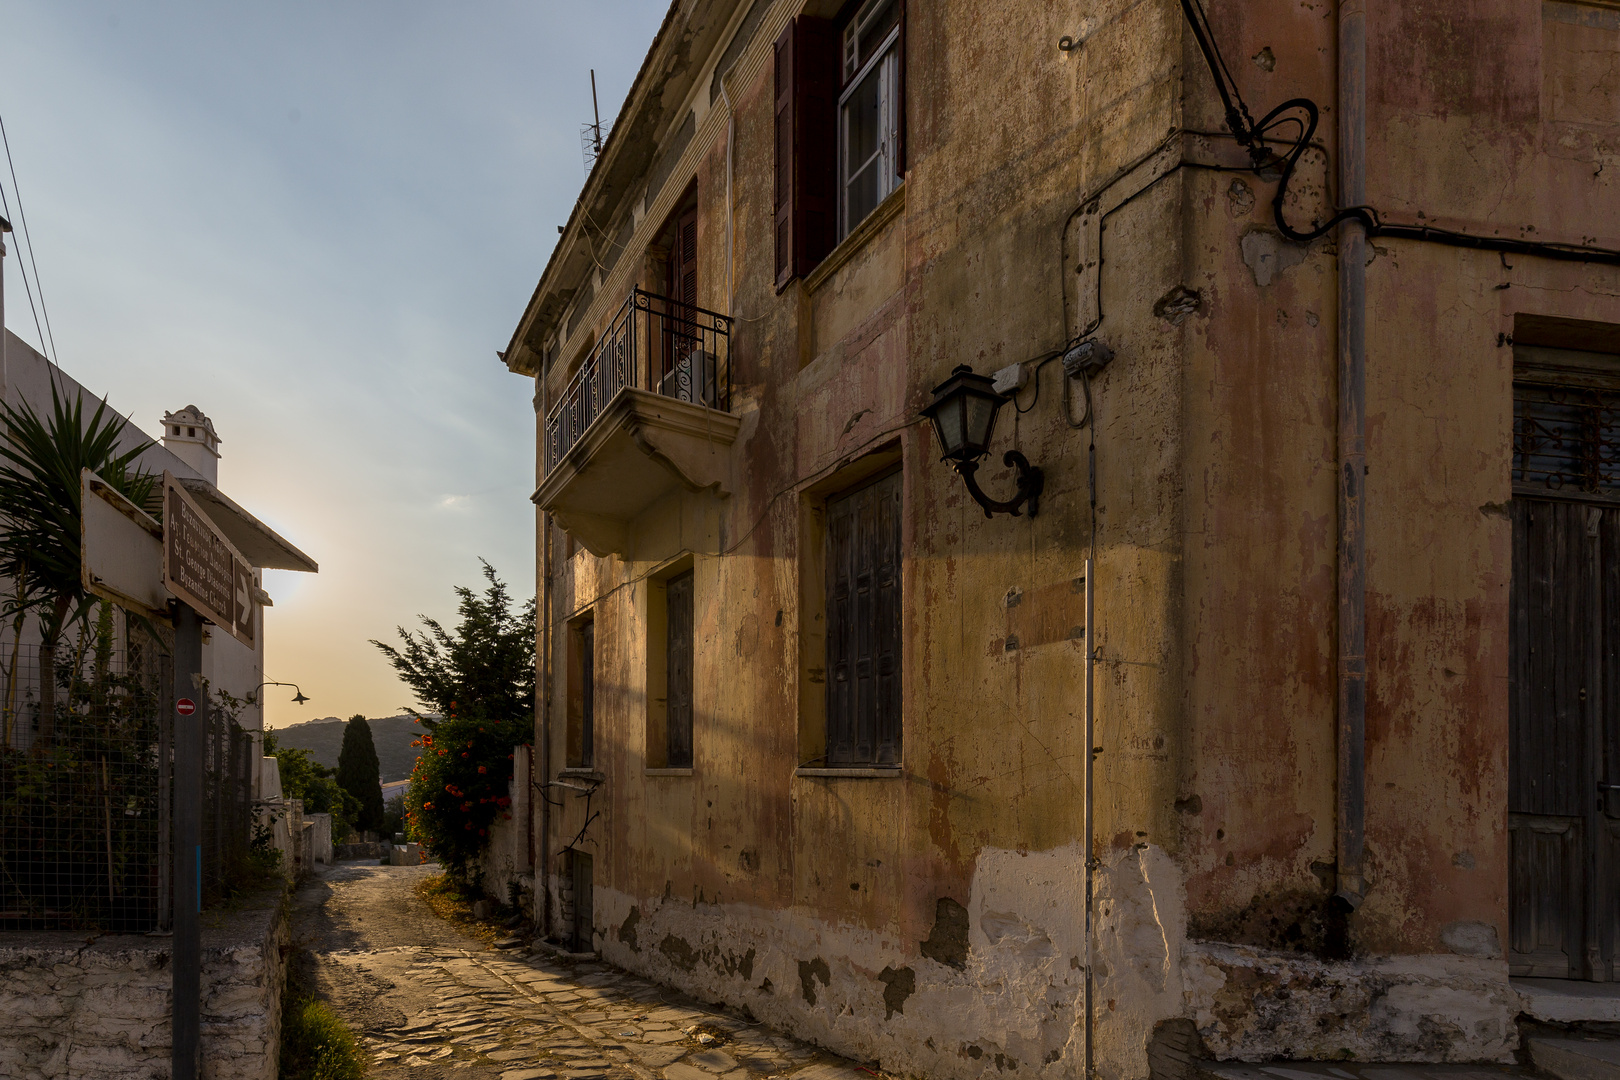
[337,715,386,837]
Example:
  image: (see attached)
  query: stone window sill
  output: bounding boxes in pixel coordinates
[794,767,902,779]
[643,768,693,777]
[557,768,604,781]
[802,184,907,295]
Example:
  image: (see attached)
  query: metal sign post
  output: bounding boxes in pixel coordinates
[172,602,203,1080]
[158,471,250,1080]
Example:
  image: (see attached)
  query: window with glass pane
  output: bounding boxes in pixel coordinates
[839,0,901,238]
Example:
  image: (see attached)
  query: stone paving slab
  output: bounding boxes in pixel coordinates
[302,864,875,1080]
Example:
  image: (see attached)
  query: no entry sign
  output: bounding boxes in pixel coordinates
[176,698,197,716]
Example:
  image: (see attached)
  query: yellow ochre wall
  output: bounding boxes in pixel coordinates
[519,0,1620,1076]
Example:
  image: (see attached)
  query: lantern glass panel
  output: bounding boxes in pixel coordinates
[932,397,966,457]
[965,391,999,454]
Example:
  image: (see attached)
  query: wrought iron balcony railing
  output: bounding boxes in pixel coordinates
[544,288,734,472]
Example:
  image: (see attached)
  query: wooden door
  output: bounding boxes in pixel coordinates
[1510,381,1620,979]
[666,570,694,769]
[662,206,704,402]
[825,468,902,766]
[571,850,593,953]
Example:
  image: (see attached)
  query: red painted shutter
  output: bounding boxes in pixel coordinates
[773,23,795,288]
[793,18,839,277]
[775,17,838,289]
[675,205,697,309]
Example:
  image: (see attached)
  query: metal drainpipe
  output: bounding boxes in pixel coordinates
[1335,0,1368,913]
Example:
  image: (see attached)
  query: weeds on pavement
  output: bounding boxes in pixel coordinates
[415,871,503,944]
[279,995,366,1080]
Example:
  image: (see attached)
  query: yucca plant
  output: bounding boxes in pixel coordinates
[0,384,157,754]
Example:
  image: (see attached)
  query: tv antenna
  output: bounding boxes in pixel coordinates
[581,69,608,174]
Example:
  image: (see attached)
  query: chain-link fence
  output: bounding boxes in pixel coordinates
[0,616,255,933]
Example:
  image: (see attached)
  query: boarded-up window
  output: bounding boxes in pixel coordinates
[774,16,839,288]
[825,468,902,765]
[666,570,695,768]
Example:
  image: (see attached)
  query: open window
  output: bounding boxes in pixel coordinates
[838,0,902,237]
[774,0,905,287]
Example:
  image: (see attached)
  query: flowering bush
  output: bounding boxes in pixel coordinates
[402,706,528,877]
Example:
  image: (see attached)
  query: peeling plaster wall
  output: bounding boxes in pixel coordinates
[1184,944,1517,1063]
[593,843,1091,1080]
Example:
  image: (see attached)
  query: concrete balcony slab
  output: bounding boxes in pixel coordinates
[533,388,741,559]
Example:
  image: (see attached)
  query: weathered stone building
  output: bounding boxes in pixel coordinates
[500,0,1620,1075]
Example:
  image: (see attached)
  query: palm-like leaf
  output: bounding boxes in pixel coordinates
[0,382,157,622]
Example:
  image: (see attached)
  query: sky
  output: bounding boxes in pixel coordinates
[0,1,668,730]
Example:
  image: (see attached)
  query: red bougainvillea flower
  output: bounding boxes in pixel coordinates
[507,754,514,760]
[423,802,433,810]
[461,751,470,758]
[478,727,485,733]
[496,796,511,808]
[478,829,487,837]
[477,765,487,774]
[438,749,446,756]
[464,822,472,830]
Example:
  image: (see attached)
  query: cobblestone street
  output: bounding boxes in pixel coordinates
[293,861,872,1080]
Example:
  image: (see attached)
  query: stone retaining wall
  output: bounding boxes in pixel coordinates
[334,841,386,860]
[0,890,289,1080]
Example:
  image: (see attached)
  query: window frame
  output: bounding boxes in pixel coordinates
[836,0,902,240]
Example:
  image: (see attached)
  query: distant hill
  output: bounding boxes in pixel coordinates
[268,714,431,784]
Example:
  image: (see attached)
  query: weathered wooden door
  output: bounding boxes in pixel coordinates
[825,467,902,766]
[1510,367,1620,980]
[666,570,694,769]
[571,850,593,953]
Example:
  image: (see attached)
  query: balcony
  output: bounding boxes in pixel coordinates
[535,289,742,559]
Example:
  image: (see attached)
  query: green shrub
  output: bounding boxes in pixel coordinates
[280,996,365,1080]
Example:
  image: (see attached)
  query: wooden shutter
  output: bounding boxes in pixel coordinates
[580,620,595,769]
[672,206,698,309]
[666,570,694,769]
[826,468,902,765]
[894,0,907,177]
[774,17,839,290]
[774,23,795,288]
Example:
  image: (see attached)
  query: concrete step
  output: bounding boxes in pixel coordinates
[1198,1061,1528,1080]
[1527,1037,1620,1080]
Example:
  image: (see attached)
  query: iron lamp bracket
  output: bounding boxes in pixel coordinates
[953,451,1044,518]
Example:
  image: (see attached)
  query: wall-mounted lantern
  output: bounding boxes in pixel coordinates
[922,365,1044,518]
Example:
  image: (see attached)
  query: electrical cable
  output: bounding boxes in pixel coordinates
[1177,0,1620,265]
[0,180,48,365]
[0,112,57,362]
